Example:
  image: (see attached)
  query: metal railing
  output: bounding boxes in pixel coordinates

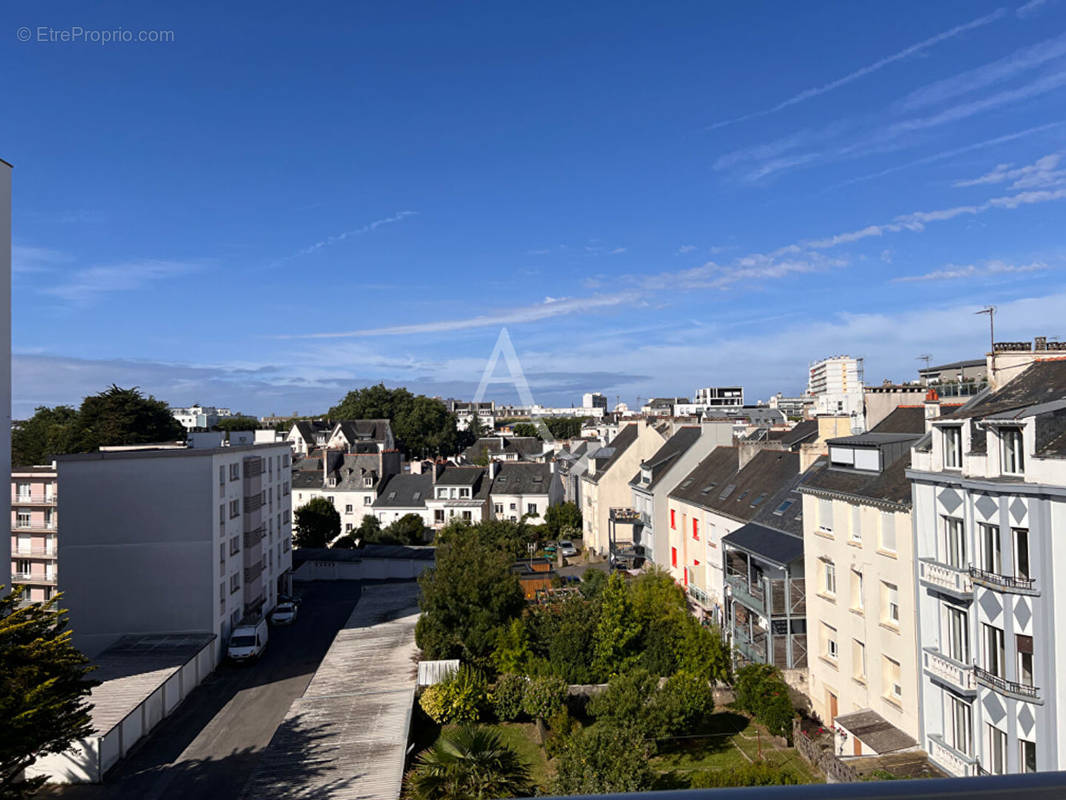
[244,493,264,512]
[12,494,57,505]
[974,665,1039,700]
[969,566,1037,593]
[244,560,264,582]
[244,526,266,548]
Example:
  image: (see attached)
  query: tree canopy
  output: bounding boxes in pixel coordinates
[328,384,461,458]
[544,502,582,537]
[293,497,340,548]
[13,386,185,467]
[0,586,97,797]
[213,416,262,433]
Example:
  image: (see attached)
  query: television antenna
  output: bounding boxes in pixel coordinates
[976,306,996,380]
[917,354,932,370]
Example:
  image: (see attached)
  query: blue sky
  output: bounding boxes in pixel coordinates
[5,0,1066,417]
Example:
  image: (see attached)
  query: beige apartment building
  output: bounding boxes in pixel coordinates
[11,464,58,602]
[799,428,923,753]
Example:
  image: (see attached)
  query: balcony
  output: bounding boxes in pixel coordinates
[726,571,766,616]
[12,494,57,506]
[973,666,1041,703]
[919,558,973,599]
[244,560,264,583]
[11,547,58,559]
[244,525,266,548]
[927,734,977,778]
[11,573,57,585]
[923,647,976,694]
[969,566,1038,595]
[609,507,641,522]
[244,493,264,513]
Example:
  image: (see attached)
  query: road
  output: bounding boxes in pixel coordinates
[44,581,363,800]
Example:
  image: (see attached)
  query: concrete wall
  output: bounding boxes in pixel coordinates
[58,455,215,657]
[293,557,432,581]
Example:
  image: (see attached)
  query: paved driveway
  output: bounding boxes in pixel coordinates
[43,581,363,800]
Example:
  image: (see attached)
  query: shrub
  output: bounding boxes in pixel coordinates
[733,663,778,714]
[649,671,715,737]
[732,664,796,742]
[418,666,488,724]
[490,673,526,722]
[586,668,657,731]
[689,761,805,788]
[551,722,655,795]
[544,708,576,758]
[521,675,568,721]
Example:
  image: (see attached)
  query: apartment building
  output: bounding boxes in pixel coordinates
[426,464,491,529]
[291,449,402,534]
[909,360,1066,777]
[808,355,865,430]
[11,464,58,602]
[371,472,433,527]
[449,400,496,431]
[170,405,239,431]
[57,442,293,662]
[580,422,666,557]
[693,386,744,408]
[1,159,11,593]
[462,436,544,464]
[489,462,561,523]
[799,429,923,749]
[582,392,608,412]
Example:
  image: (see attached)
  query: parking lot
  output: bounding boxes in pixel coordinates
[44,581,363,800]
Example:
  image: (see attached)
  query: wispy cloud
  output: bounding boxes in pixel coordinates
[954,152,1065,189]
[295,210,417,257]
[280,292,641,338]
[643,254,847,291]
[709,8,1007,130]
[1018,0,1053,18]
[43,260,199,303]
[893,259,1050,282]
[13,245,73,274]
[676,245,697,254]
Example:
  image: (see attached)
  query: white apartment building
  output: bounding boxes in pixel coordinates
[909,360,1066,777]
[489,462,562,524]
[582,392,608,411]
[57,442,293,663]
[291,449,402,534]
[170,405,238,430]
[1,158,11,592]
[693,386,744,408]
[11,464,59,602]
[799,431,923,751]
[808,356,865,430]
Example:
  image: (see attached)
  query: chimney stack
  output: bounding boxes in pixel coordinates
[924,389,941,432]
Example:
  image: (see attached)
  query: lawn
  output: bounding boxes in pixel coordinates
[437,722,552,792]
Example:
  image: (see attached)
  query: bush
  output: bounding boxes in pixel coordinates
[587,668,657,731]
[544,708,576,758]
[551,721,655,795]
[418,666,488,724]
[490,673,526,722]
[650,671,715,737]
[521,675,567,721]
[732,664,796,742]
[733,663,778,714]
[689,761,805,788]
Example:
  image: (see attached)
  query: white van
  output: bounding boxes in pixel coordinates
[227,618,268,663]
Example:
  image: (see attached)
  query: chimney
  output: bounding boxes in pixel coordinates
[432,461,441,483]
[924,388,941,432]
[1035,336,1048,352]
[489,460,500,480]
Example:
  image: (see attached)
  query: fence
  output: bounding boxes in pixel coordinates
[793,719,859,784]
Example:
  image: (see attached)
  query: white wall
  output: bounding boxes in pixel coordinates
[293,558,432,581]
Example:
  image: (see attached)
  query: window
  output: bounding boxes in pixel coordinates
[282,509,290,523]
[219,466,225,486]
[16,511,30,528]
[527,503,537,516]
[345,523,353,533]
[1000,427,1024,475]
[220,582,226,612]
[881,582,899,626]
[671,547,678,567]
[15,559,31,578]
[941,517,966,569]
[434,509,445,523]
[230,573,240,593]
[670,509,676,529]
[879,511,896,553]
[364,496,372,505]
[229,536,240,555]
[345,504,353,513]
[692,519,699,541]
[16,482,30,500]
[987,725,1007,775]
[852,640,866,681]
[823,560,836,596]
[494,503,503,514]
[948,696,973,756]
[229,499,240,519]
[979,523,1001,574]
[219,542,225,569]
[509,502,516,511]
[230,463,240,481]
[883,656,902,702]
[983,623,1005,678]
[1017,634,1034,687]
[282,483,289,496]
[818,498,833,532]
[462,511,472,521]
[850,504,861,542]
[823,623,838,660]
[773,499,794,516]
[283,454,290,467]
[850,569,864,612]
[943,426,962,468]
[16,534,30,554]
[364,477,374,487]
[1020,739,1037,774]
[460,488,470,498]
[944,605,969,663]
[1014,528,1030,581]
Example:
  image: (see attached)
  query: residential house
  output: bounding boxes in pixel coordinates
[462,436,544,464]
[580,422,666,557]
[909,359,1066,777]
[291,450,403,534]
[325,419,396,453]
[11,464,58,602]
[489,461,562,524]
[449,400,496,432]
[371,472,433,528]
[426,464,492,529]
[57,442,293,663]
[287,420,333,456]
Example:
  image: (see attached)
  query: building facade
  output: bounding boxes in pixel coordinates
[57,442,293,663]
[693,386,744,408]
[170,405,238,430]
[808,356,865,430]
[909,361,1066,777]
[582,392,608,412]
[11,465,58,602]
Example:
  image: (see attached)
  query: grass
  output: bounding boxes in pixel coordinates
[437,722,552,792]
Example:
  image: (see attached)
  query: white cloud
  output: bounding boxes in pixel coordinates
[13,245,73,274]
[272,210,417,265]
[676,245,697,254]
[1018,0,1053,18]
[709,8,1006,130]
[42,260,199,303]
[954,153,1065,189]
[893,260,1050,282]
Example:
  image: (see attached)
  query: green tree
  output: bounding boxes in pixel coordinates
[586,668,658,730]
[539,599,598,684]
[551,722,654,795]
[213,416,262,433]
[543,417,588,440]
[511,422,540,439]
[492,618,533,675]
[543,502,582,538]
[733,664,795,741]
[292,497,340,548]
[590,573,641,679]
[676,618,731,684]
[579,568,608,600]
[75,385,185,452]
[11,406,79,467]
[383,513,427,545]
[328,384,460,458]
[490,674,526,722]
[356,515,383,543]
[520,675,567,722]
[416,523,526,662]
[648,671,716,737]
[418,667,488,724]
[1,586,97,797]
[405,725,532,800]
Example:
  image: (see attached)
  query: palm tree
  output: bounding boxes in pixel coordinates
[406,725,532,800]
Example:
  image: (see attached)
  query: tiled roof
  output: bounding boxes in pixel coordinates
[629,426,702,490]
[373,473,432,508]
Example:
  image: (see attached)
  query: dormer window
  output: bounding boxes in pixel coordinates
[328,477,337,488]
[943,426,962,469]
[364,477,374,487]
[1000,427,1024,475]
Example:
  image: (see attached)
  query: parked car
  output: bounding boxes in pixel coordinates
[279,591,302,607]
[269,601,298,626]
[558,539,578,557]
[227,618,268,663]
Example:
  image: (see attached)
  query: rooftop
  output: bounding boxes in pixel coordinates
[629,426,702,490]
[946,360,1066,420]
[721,522,804,566]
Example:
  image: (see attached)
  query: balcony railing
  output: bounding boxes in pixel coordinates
[12,573,57,585]
[974,665,1040,701]
[927,734,977,778]
[12,547,58,559]
[923,647,976,692]
[609,507,641,522]
[244,493,264,513]
[969,566,1038,594]
[243,526,266,548]
[919,558,973,597]
[244,560,264,583]
[12,494,57,505]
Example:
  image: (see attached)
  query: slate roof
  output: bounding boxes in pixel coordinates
[834,710,917,754]
[770,419,819,448]
[1036,407,1066,458]
[333,419,392,444]
[434,466,485,486]
[668,446,741,505]
[462,436,543,463]
[800,453,913,509]
[584,424,640,484]
[292,420,331,443]
[325,452,387,490]
[721,523,804,566]
[870,406,927,435]
[491,462,552,495]
[629,426,702,490]
[945,361,1066,419]
[291,457,324,490]
[672,449,801,529]
[373,473,432,508]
